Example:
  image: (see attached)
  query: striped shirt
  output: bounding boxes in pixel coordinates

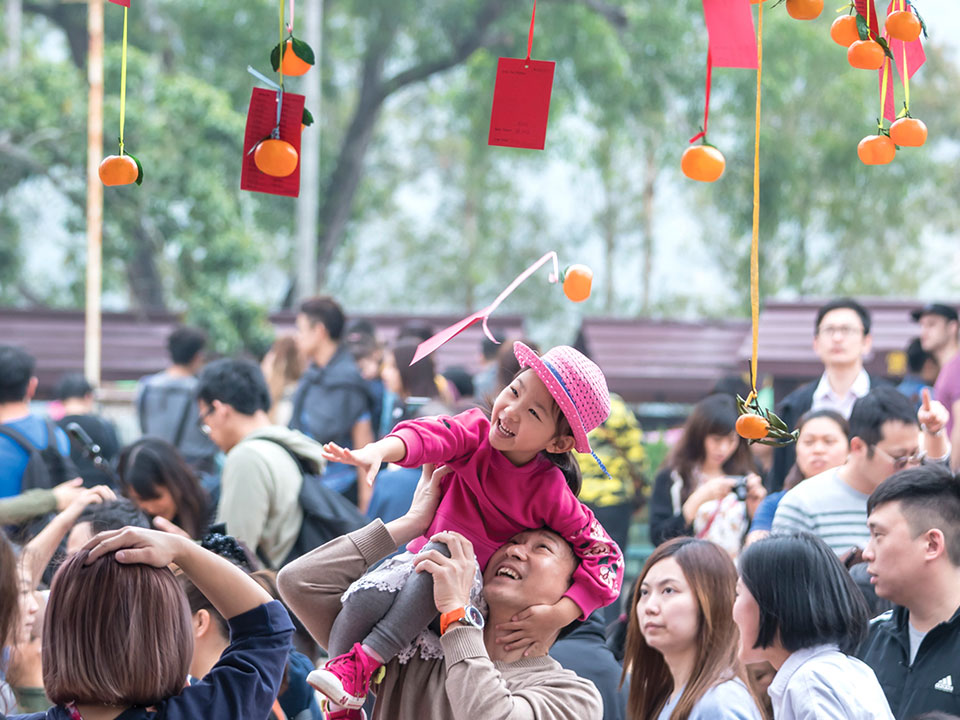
[771,468,869,554]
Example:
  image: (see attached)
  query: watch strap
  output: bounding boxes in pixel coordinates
[440,607,467,635]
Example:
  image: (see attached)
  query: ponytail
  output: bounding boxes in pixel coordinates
[544,449,582,496]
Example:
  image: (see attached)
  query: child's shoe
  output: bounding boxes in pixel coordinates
[308,643,381,709]
[324,707,366,720]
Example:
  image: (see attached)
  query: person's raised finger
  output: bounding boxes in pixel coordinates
[922,387,932,412]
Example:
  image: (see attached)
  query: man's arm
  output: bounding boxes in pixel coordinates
[951,398,960,472]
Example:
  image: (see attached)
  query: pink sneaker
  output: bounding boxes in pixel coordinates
[325,708,366,720]
[308,643,381,709]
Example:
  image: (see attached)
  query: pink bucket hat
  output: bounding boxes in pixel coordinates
[513,341,611,454]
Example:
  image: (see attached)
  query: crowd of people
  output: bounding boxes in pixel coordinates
[0,294,959,720]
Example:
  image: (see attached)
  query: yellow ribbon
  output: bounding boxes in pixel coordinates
[879,55,890,129]
[750,2,763,393]
[278,0,285,88]
[900,0,910,112]
[119,6,128,155]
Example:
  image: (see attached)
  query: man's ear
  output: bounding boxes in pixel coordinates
[194,609,211,638]
[24,376,38,402]
[849,436,867,457]
[547,434,576,454]
[924,528,948,562]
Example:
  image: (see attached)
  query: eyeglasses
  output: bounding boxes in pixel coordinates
[197,406,215,435]
[816,325,864,338]
[870,444,925,471]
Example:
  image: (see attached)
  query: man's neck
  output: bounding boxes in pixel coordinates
[312,340,338,368]
[167,363,195,378]
[836,461,874,497]
[823,362,864,396]
[907,568,960,634]
[223,411,273,452]
[61,398,91,416]
[0,401,30,424]
[934,343,959,370]
[483,607,551,663]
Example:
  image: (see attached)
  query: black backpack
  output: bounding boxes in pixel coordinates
[254,437,366,568]
[0,418,74,493]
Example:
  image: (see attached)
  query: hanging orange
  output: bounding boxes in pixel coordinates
[681,145,725,183]
[98,155,140,186]
[885,10,922,42]
[281,40,312,76]
[736,414,770,440]
[857,134,896,165]
[785,0,823,20]
[830,15,860,47]
[889,117,927,147]
[562,265,593,303]
[848,39,885,69]
[254,139,299,177]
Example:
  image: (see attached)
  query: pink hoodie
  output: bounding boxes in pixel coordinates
[391,408,623,618]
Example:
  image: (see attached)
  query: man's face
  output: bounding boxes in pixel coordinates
[295,313,324,358]
[852,420,921,492]
[197,399,234,452]
[918,314,957,356]
[482,529,577,614]
[863,501,928,605]
[813,308,871,368]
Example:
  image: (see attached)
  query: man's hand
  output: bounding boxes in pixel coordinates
[321,442,383,487]
[384,464,449,547]
[62,484,115,522]
[494,596,581,656]
[412,530,476,614]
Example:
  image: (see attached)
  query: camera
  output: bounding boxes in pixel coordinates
[732,475,749,501]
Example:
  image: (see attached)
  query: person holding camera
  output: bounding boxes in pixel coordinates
[649,394,765,557]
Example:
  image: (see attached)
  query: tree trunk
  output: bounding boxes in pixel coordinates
[640,144,657,315]
[126,225,166,312]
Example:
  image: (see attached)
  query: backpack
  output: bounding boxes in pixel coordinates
[254,437,366,568]
[0,418,73,493]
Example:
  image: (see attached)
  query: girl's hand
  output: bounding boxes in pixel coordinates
[682,477,735,524]
[494,597,579,656]
[82,526,189,568]
[322,442,384,486]
[745,473,766,519]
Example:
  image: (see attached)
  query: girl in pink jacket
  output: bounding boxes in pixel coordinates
[311,342,624,715]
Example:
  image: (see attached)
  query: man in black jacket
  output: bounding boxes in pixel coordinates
[859,464,960,719]
[769,298,884,491]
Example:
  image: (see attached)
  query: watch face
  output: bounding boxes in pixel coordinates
[464,605,485,629]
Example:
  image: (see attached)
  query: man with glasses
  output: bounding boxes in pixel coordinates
[772,387,950,556]
[769,298,886,491]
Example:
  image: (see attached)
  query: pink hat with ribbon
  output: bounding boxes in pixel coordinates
[513,341,611,454]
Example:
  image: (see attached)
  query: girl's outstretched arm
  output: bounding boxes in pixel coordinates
[322,435,407,487]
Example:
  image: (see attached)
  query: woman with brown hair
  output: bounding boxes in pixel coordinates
[622,537,763,719]
[262,335,304,427]
[649,395,766,555]
[117,438,212,539]
[7,525,293,720]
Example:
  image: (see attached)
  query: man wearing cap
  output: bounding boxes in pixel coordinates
[914,303,960,470]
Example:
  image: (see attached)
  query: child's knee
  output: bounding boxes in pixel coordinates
[419,540,451,558]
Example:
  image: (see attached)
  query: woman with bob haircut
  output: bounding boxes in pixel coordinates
[622,536,763,719]
[117,438,212,539]
[6,525,293,720]
[733,532,893,719]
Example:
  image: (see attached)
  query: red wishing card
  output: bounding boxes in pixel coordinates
[488,58,555,150]
[107,0,131,6]
[702,0,757,69]
[240,87,305,198]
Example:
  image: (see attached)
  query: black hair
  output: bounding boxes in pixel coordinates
[906,337,931,375]
[796,408,850,438]
[739,532,868,655]
[391,338,438,399]
[196,357,271,416]
[910,713,960,720]
[815,298,871,335]
[54,372,94,402]
[868,464,960,565]
[482,335,500,361]
[167,326,207,366]
[180,576,229,640]
[299,296,346,340]
[0,345,35,404]
[442,366,474,399]
[116,438,210,540]
[848,387,918,447]
[397,322,435,343]
[76,498,150,533]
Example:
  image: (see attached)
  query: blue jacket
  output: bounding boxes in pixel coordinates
[8,601,293,720]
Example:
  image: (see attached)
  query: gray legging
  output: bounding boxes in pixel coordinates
[328,541,450,661]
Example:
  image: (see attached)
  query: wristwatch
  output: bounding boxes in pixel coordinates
[440,605,485,635]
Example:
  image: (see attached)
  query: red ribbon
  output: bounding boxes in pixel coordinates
[689,51,712,143]
[526,0,537,60]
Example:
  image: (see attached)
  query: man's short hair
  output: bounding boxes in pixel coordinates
[54,372,94,402]
[167,326,207,366]
[868,464,960,565]
[739,532,868,655]
[0,345,35,404]
[197,358,271,416]
[299,296,346,341]
[76,498,151,534]
[815,297,872,335]
[848,387,918,447]
[43,550,193,706]
[905,337,931,374]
